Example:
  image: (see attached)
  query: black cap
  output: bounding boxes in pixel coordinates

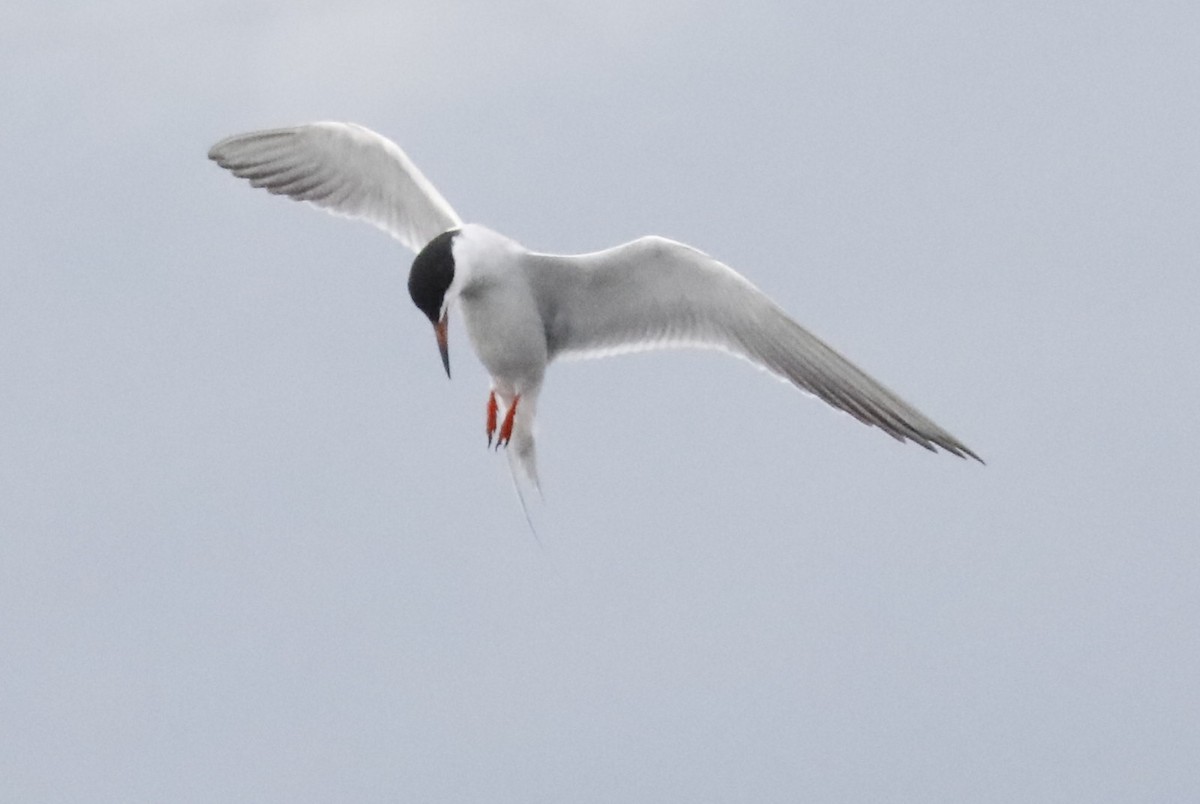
[408,229,459,323]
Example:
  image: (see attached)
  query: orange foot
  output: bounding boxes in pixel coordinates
[486,391,498,446]
[496,394,520,449]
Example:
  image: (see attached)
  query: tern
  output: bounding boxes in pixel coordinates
[209,122,981,488]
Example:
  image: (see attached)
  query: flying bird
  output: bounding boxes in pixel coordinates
[208,122,981,488]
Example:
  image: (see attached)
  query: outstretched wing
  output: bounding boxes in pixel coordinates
[208,122,462,253]
[531,236,981,461]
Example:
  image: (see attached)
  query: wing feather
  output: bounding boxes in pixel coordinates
[208,122,462,253]
[530,237,981,461]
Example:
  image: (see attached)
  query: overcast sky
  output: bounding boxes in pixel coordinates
[3,1,1198,801]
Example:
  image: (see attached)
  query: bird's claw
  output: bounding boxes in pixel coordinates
[493,394,519,450]
[486,391,498,447]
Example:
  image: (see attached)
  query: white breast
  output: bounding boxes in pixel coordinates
[451,226,549,390]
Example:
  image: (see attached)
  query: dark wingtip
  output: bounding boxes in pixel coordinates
[950,443,986,465]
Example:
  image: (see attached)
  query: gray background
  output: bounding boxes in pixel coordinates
[3,1,1198,801]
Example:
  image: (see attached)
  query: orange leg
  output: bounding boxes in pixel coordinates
[486,391,498,446]
[496,394,520,449]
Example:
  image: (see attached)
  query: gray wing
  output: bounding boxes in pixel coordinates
[207,122,462,254]
[533,236,981,461]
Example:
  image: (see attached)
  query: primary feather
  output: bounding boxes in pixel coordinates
[207,122,461,254]
[524,235,982,461]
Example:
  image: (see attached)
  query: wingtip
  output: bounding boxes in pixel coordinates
[948,443,986,465]
[206,138,238,165]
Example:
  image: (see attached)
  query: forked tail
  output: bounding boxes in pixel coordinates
[501,389,541,492]
[501,390,544,546]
